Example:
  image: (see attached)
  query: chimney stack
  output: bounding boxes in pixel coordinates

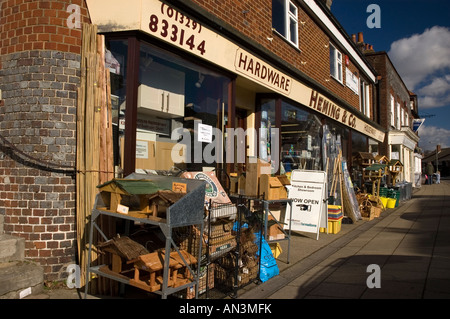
[358,32,364,43]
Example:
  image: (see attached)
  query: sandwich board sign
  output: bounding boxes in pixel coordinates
[285,169,327,240]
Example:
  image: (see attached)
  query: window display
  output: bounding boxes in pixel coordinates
[106,36,231,176]
[136,42,231,173]
[280,101,322,172]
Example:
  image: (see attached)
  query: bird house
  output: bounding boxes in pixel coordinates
[129,249,197,292]
[96,179,163,215]
[147,190,186,218]
[355,152,375,168]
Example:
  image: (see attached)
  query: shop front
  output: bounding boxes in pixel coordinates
[86,0,385,181]
[82,0,387,298]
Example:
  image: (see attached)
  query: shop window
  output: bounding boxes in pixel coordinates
[272,0,299,47]
[106,39,129,171]
[260,99,277,164]
[369,139,379,159]
[351,131,368,187]
[136,42,231,173]
[107,36,231,176]
[330,43,343,83]
[280,101,322,172]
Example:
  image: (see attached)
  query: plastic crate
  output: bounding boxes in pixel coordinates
[320,217,343,234]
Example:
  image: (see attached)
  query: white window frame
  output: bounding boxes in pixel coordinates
[401,108,404,126]
[272,0,299,48]
[287,1,298,47]
[396,102,401,129]
[330,43,343,83]
[359,80,371,118]
[390,95,395,127]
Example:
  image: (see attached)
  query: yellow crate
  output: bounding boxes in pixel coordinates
[320,219,342,234]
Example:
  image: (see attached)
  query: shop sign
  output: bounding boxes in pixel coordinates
[86,0,385,142]
[145,1,207,56]
[345,68,359,95]
[234,49,292,94]
[309,90,357,128]
[197,123,213,143]
[285,170,327,240]
[308,90,384,142]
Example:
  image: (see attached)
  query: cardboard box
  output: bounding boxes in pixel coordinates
[268,215,285,240]
[260,174,288,200]
[245,158,271,197]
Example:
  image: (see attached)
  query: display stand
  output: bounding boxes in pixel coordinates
[84,173,206,299]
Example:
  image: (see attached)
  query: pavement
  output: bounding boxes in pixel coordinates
[25,179,450,300]
[238,179,450,299]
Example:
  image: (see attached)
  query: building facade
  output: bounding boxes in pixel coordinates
[364,48,420,185]
[0,0,387,281]
[88,0,384,181]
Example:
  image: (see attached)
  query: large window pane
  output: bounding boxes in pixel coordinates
[106,39,128,174]
[280,101,322,172]
[136,42,230,173]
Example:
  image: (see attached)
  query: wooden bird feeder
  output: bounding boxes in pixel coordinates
[355,152,375,168]
[128,249,197,292]
[388,159,403,186]
[363,163,387,197]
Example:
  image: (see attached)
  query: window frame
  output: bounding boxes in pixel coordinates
[272,0,299,48]
[390,95,395,128]
[359,79,371,118]
[329,43,343,83]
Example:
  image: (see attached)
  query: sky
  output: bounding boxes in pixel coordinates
[330,0,450,152]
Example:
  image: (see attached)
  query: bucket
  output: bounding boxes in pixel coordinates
[380,197,388,208]
[387,198,396,209]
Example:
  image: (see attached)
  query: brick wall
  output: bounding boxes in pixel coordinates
[0,0,90,281]
[180,0,369,116]
[365,52,412,154]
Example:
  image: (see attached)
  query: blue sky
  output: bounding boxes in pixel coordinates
[330,0,450,152]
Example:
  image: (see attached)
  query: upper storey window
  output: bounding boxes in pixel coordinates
[272,0,299,47]
[329,43,343,83]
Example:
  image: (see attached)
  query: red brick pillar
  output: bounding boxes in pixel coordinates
[0,0,90,282]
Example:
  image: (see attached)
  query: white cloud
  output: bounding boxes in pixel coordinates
[417,124,450,151]
[388,26,450,110]
[417,75,450,108]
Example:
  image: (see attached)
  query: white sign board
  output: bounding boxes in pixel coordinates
[136,140,149,159]
[197,123,213,143]
[346,67,359,95]
[285,170,327,240]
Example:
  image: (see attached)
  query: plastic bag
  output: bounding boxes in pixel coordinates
[254,232,279,282]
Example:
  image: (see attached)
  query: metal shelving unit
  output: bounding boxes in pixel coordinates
[84,173,206,299]
[259,198,293,264]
